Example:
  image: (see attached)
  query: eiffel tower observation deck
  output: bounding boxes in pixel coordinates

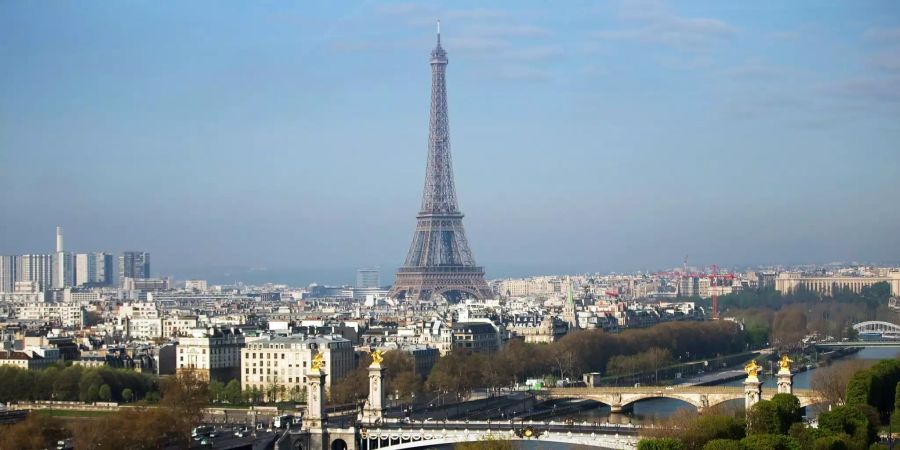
[389,22,493,302]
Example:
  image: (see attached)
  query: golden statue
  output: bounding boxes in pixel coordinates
[779,354,793,372]
[744,359,761,379]
[311,351,325,371]
[370,349,384,366]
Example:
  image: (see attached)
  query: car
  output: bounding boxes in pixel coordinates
[200,438,212,446]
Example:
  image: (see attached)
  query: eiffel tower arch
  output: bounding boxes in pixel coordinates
[389,23,493,303]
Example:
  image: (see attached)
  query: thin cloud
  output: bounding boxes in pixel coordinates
[592,0,735,50]
[489,65,552,81]
[503,45,563,61]
[863,27,900,42]
[465,24,550,38]
[719,60,787,80]
[445,36,509,53]
[818,77,900,104]
[870,49,900,72]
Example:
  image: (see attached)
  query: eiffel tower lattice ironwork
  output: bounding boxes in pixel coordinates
[389,22,492,302]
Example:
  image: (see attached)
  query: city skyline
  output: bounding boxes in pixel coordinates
[2,1,899,279]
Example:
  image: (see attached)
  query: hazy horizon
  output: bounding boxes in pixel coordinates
[3,1,899,279]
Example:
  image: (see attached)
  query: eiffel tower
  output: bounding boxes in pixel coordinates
[389,23,493,302]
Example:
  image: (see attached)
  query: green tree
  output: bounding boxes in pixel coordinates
[739,434,800,450]
[52,365,82,401]
[638,438,686,450]
[208,380,225,403]
[747,400,781,435]
[770,394,803,434]
[703,440,745,450]
[224,379,242,404]
[811,435,850,450]
[819,405,875,448]
[122,388,134,403]
[892,381,900,430]
[98,384,112,402]
[678,414,746,450]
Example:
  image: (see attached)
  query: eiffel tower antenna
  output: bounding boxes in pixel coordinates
[389,23,492,303]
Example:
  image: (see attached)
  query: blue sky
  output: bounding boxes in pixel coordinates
[1,1,899,283]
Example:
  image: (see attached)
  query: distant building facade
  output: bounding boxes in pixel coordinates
[177,327,245,382]
[775,272,900,297]
[356,269,381,289]
[0,256,15,293]
[240,334,353,402]
[119,251,150,285]
[74,252,114,287]
[16,254,54,291]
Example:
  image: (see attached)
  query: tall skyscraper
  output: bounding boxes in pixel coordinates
[0,255,15,293]
[389,23,492,302]
[356,268,381,289]
[119,251,151,285]
[52,226,73,289]
[74,252,114,287]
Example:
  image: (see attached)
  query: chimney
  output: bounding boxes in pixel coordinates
[56,226,64,253]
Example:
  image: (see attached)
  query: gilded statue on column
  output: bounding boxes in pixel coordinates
[744,359,761,380]
[778,354,792,374]
[311,351,325,371]
[370,349,384,366]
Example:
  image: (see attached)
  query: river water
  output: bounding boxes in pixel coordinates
[562,347,900,424]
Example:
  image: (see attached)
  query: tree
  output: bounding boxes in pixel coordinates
[811,436,850,450]
[845,359,900,419]
[892,381,900,430]
[703,440,745,450]
[678,414,746,450]
[84,384,99,403]
[98,383,112,402]
[739,434,800,450]
[771,307,807,351]
[208,380,225,403]
[638,438,686,450]
[770,394,803,434]
[747,400,780,435]
[812,360,874,407]
[122,388,135,403]
[52,365,82,401]
[0,414,68,450]
[224,379,242,404]
[818,405,874,448]
[159,370,209,446]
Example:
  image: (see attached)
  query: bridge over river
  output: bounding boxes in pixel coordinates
[544,386,819,413]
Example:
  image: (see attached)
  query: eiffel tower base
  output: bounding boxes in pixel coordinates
[389,268,492,301]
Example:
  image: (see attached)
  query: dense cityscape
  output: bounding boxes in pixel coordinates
[3,2,900,450]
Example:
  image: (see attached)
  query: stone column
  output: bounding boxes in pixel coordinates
[744,378,763,411]
[305,368,327,429]
[361,362,386,424]
[776,357,794,395]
